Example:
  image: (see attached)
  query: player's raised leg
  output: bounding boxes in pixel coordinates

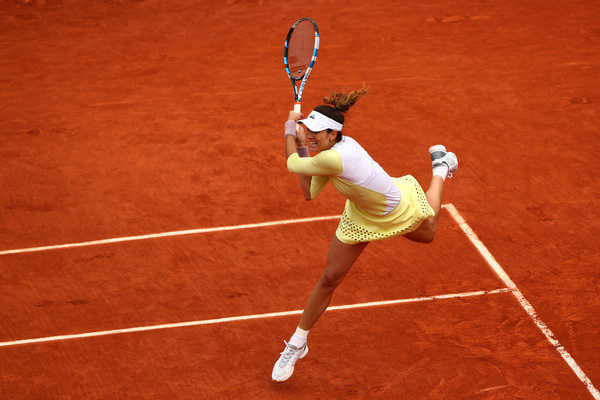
[404,145,458,243]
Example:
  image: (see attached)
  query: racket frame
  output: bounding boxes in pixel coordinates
[284,17,319,113]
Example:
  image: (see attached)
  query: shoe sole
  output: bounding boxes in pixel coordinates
[272,345,309,383]
[444,152,458,171]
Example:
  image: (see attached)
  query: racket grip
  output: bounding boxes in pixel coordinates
[293,103,302,133]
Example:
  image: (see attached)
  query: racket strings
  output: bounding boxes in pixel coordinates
[288,21,316,79]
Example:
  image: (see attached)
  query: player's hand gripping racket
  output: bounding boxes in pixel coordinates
[284,18,319,114]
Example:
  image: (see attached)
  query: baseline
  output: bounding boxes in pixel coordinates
[0,288,510,348]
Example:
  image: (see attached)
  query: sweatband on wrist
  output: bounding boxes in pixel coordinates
[297,146,309,157]
[284,120,297,139]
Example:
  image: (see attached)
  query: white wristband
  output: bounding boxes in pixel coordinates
[284,120,297,139]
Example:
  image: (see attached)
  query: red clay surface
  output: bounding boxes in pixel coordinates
[1,0,599,398]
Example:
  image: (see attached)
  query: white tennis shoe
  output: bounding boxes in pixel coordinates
[271,341,308,382]
[429,144,458,177]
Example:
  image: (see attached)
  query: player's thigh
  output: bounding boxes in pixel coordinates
[323,236,368,283]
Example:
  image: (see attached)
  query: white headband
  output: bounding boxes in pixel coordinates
[299,110,343,132]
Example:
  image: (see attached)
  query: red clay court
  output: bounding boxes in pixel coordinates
[1,0,599,398]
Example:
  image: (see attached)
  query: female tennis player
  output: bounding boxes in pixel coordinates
[272,87,458,382]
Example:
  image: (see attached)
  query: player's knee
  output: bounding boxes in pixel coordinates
[406,221,437,243]
[420,226,437,243]
[422,234,435,244]
[318,270,344,290]
[421,220,437,243]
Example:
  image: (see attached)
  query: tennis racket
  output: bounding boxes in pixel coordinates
[284,18,319,114]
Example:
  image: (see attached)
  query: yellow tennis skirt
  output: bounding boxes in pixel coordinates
[335,175,435,245]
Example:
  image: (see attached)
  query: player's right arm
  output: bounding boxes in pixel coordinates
[287,149,341,200]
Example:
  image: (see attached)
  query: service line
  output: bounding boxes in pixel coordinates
[0,215,341,256]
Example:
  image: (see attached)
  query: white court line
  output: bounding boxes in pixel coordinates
[0,288,510,348]
[0,215,341,256]
[444,204,600,400]
[1,204,598,398]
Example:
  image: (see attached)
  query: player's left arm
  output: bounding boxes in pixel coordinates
[284,112,313,199]
[284,111,305,158]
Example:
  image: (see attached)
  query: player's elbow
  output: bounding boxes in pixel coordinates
[303,193,312,201]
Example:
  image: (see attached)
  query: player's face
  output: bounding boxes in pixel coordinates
[306,129,337,152]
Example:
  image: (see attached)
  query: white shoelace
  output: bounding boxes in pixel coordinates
[278,341,300,367]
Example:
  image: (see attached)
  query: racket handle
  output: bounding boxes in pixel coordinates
[293,103,301,133]
[294,102,300,133]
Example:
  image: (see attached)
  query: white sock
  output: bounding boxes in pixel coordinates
[433,165,449,181]
[289,327,309,348]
